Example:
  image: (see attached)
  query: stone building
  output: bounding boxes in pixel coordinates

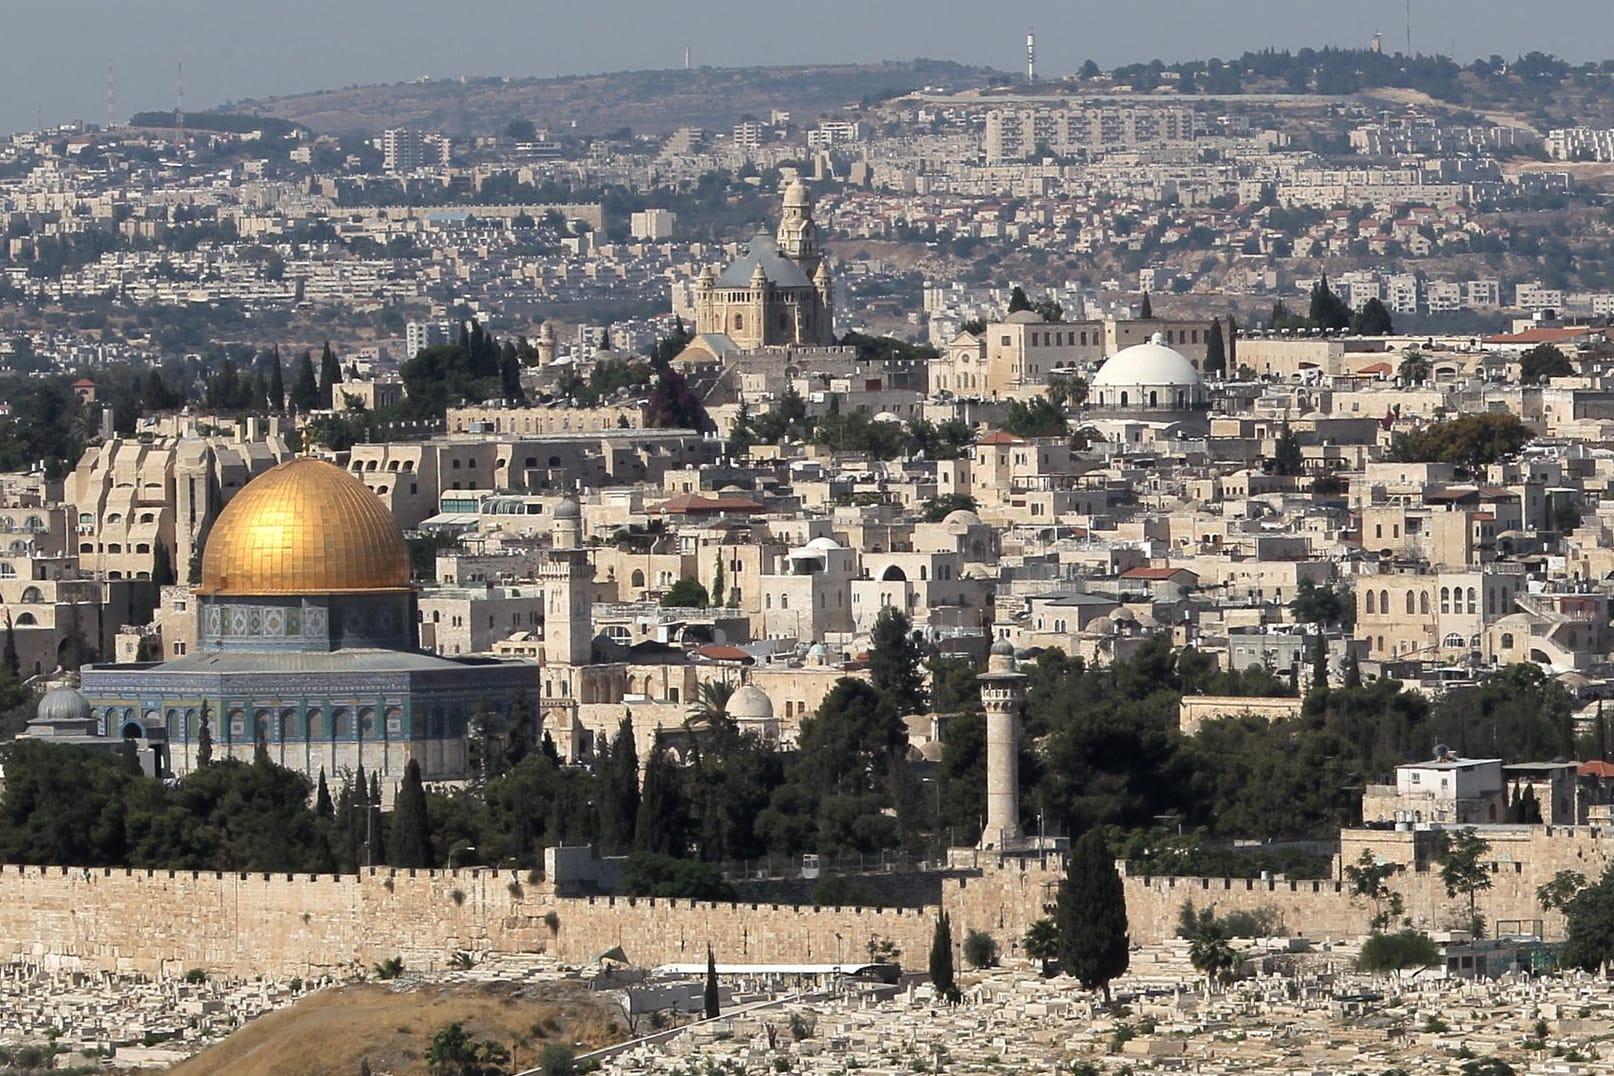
[687,181,834,355]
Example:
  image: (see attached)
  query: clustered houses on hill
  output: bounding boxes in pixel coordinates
[6,183,1614,832]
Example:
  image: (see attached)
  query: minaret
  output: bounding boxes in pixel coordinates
[542,498,594,668]
[536,321,555,367]
[978,637,1026,850]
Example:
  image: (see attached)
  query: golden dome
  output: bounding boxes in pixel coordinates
[199,458,410,595]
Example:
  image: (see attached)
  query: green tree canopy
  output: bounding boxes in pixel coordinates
[1520,343,1574,383]
[1353,297,1394,335]
[1389,413,1531,473]
[661,576,709,609]
[1001,395,1068,438]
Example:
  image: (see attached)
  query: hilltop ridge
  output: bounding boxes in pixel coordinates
[216,59,997,137]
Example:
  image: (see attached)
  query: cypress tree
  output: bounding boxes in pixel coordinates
[704,944,720,1019]
[712,553,725,609]
[316,768,334,818]
[1226,314,1239,374]
[1056,829,1129,1002]
[318,342,342,409]
[1007,286,1031,314]
[1310,629,1328,690]
[1139,292,1153,319]
[268,345,286,412]
[391,759,433,868]
[599,717,640,854]
[369,771,387,865]
[152,539,176,586]
[634,742,688,856]
[929,911,959,1002]
[1343,651,1363,689]
[196,705,213,767]
[290,350,318,412]
[1204,316,1226,376]
[868,606,927,716]
[1,614,18,680]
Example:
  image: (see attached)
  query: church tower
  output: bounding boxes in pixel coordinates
[776,179,822,278]
[978,637,1026,851]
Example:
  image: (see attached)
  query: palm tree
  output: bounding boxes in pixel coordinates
[1023,918,1059,975]
[1187,921,1237,993]
[1398,349,1430,385]
[686,679,736,731]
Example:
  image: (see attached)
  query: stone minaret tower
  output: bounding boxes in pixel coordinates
[776,179,822,279]
[542,498,594,669]
[536,321,556,367]
[977,637,1026,851]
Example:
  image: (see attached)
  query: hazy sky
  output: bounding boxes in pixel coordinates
[3,0,1608,135]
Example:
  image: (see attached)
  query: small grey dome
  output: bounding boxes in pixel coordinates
[990,637,1015,657]
[35,683,91,725]
[553,498,581,520]
[726,684,774,721]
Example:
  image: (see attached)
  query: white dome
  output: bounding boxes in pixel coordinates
[726,684,775,721]
[941,509,982,528]
[1091,336,1203,389]
[805,536,841,551]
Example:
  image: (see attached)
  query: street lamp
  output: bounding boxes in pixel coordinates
[449,845,477,870]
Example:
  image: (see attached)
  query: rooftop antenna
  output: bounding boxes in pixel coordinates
[106,64,116,129]
[1026,27,1036,84]
[684,45,690,70]
[1404,0,1412,57]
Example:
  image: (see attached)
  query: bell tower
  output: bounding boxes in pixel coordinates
[776,179,822,279]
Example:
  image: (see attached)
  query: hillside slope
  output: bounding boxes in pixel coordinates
[166,980,624,1076]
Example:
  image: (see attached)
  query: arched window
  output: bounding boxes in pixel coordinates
[0,565,14,580]
[1149,390,1158,407]
[780,594,789,610]
[1420,591,1430,615]
[1379,590,1388,614]
[733,314,744,331]
[14,612,35,626]
[631,569,645,588]
[306,709,324,740]
[1501,632,1515,649]
[1405,590,1415,615]
[1466,586,1477,613]
[19,586,39,603]
[1365,591,1376,614]
[1120,391,1129,407]
[1440,587,1450,614]
[1443,632,1464,648]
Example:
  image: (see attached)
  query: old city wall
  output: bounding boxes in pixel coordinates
[0,866,937,979]
[6,826,1614,977]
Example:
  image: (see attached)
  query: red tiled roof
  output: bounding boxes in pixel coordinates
[648,493,766,515]
[1121,566,1196,580]
[1580,760,1614,779]
[1482,328,1593,344]
[1357,362,1393,375]
[693,644,752,663]
[978,431,1025,445]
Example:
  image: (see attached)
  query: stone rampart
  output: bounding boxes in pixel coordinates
[0,866,935,979]
[7,825,1614,977]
